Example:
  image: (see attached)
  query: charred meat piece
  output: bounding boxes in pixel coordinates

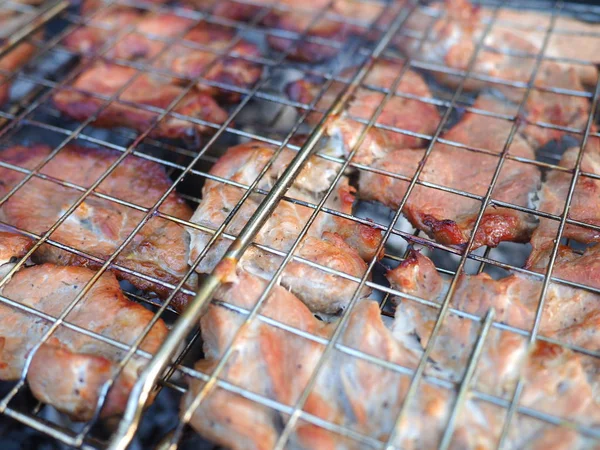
[64,8,263,101]
[388,249,600,353]
[187,142,381,313]
[287,59,441,165]
[397,0,590,148]
[53,62,228,139]
[359,97,540,248]
[0,144,197,312]
[0,263,168,420]
[184,269,599,449]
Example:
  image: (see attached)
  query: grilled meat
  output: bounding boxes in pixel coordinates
[53,62,228,139]
[0,230,33,265]
[180,0,398,62]
[64,7,263,101]
[187,141,381,313]
[388,249,600,352]
[528,136,600,261]
[264,0,398,62]
[0,263,168,420]
[0,144,197,312]
[359,96,540,248]
[184,269,599,449]
[0,7,39,108]
[287,60,441,165]
[397,0,590,148]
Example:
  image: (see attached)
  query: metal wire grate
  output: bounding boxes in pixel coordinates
[0,0,599,448]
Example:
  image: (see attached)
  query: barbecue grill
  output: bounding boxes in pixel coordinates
[0,0,599,448]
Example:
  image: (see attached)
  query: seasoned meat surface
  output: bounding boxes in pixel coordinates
[0,263,168,420]
[359,97,540,248]
[0,144,196,311]
[184,269,600,449]
[397,0,590,148]
[187,142,380,313]
[64,7,263,101]
[287,60,441,165]
[53,62,228,139]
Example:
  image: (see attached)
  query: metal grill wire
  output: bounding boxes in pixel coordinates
[0,0,597,448]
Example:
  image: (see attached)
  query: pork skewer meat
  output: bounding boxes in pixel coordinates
[397,0,591,149]
[53,62,229,140]
[0,144,197,312]
[287,60,441,166]
[184,269,600,449]
[187,142,381,314]
[359,96,540,249]
[63,6,263,101]
[0,262,168,421]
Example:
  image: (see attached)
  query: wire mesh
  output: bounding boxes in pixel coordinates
[0,0,598,448]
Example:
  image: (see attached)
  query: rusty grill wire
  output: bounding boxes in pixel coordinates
[0,0,598,448]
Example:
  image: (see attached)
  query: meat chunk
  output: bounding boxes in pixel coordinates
[263,0,397,62]
[387,249,600,353]
[0,263,168,420]
[184,269,599,449]
[0,144,196,312]
[359,97,540,248]
[287,60,441,165]
[0,8,39,108]
[187,142,381,313]
[53,62,228,139]
[397,0,590,148]
[64,9,263,101]
[0,230,33,265]
[529,136,600,260]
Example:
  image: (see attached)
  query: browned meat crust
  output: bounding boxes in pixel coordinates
[184,269,600,449]
[0,144,197,312]
[0,263,168,420]
[359,96,540,249]
[286,60,441,165]
[53,62,228,140]
[63,6,263,102]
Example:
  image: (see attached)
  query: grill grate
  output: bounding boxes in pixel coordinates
[0,0,599,448]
